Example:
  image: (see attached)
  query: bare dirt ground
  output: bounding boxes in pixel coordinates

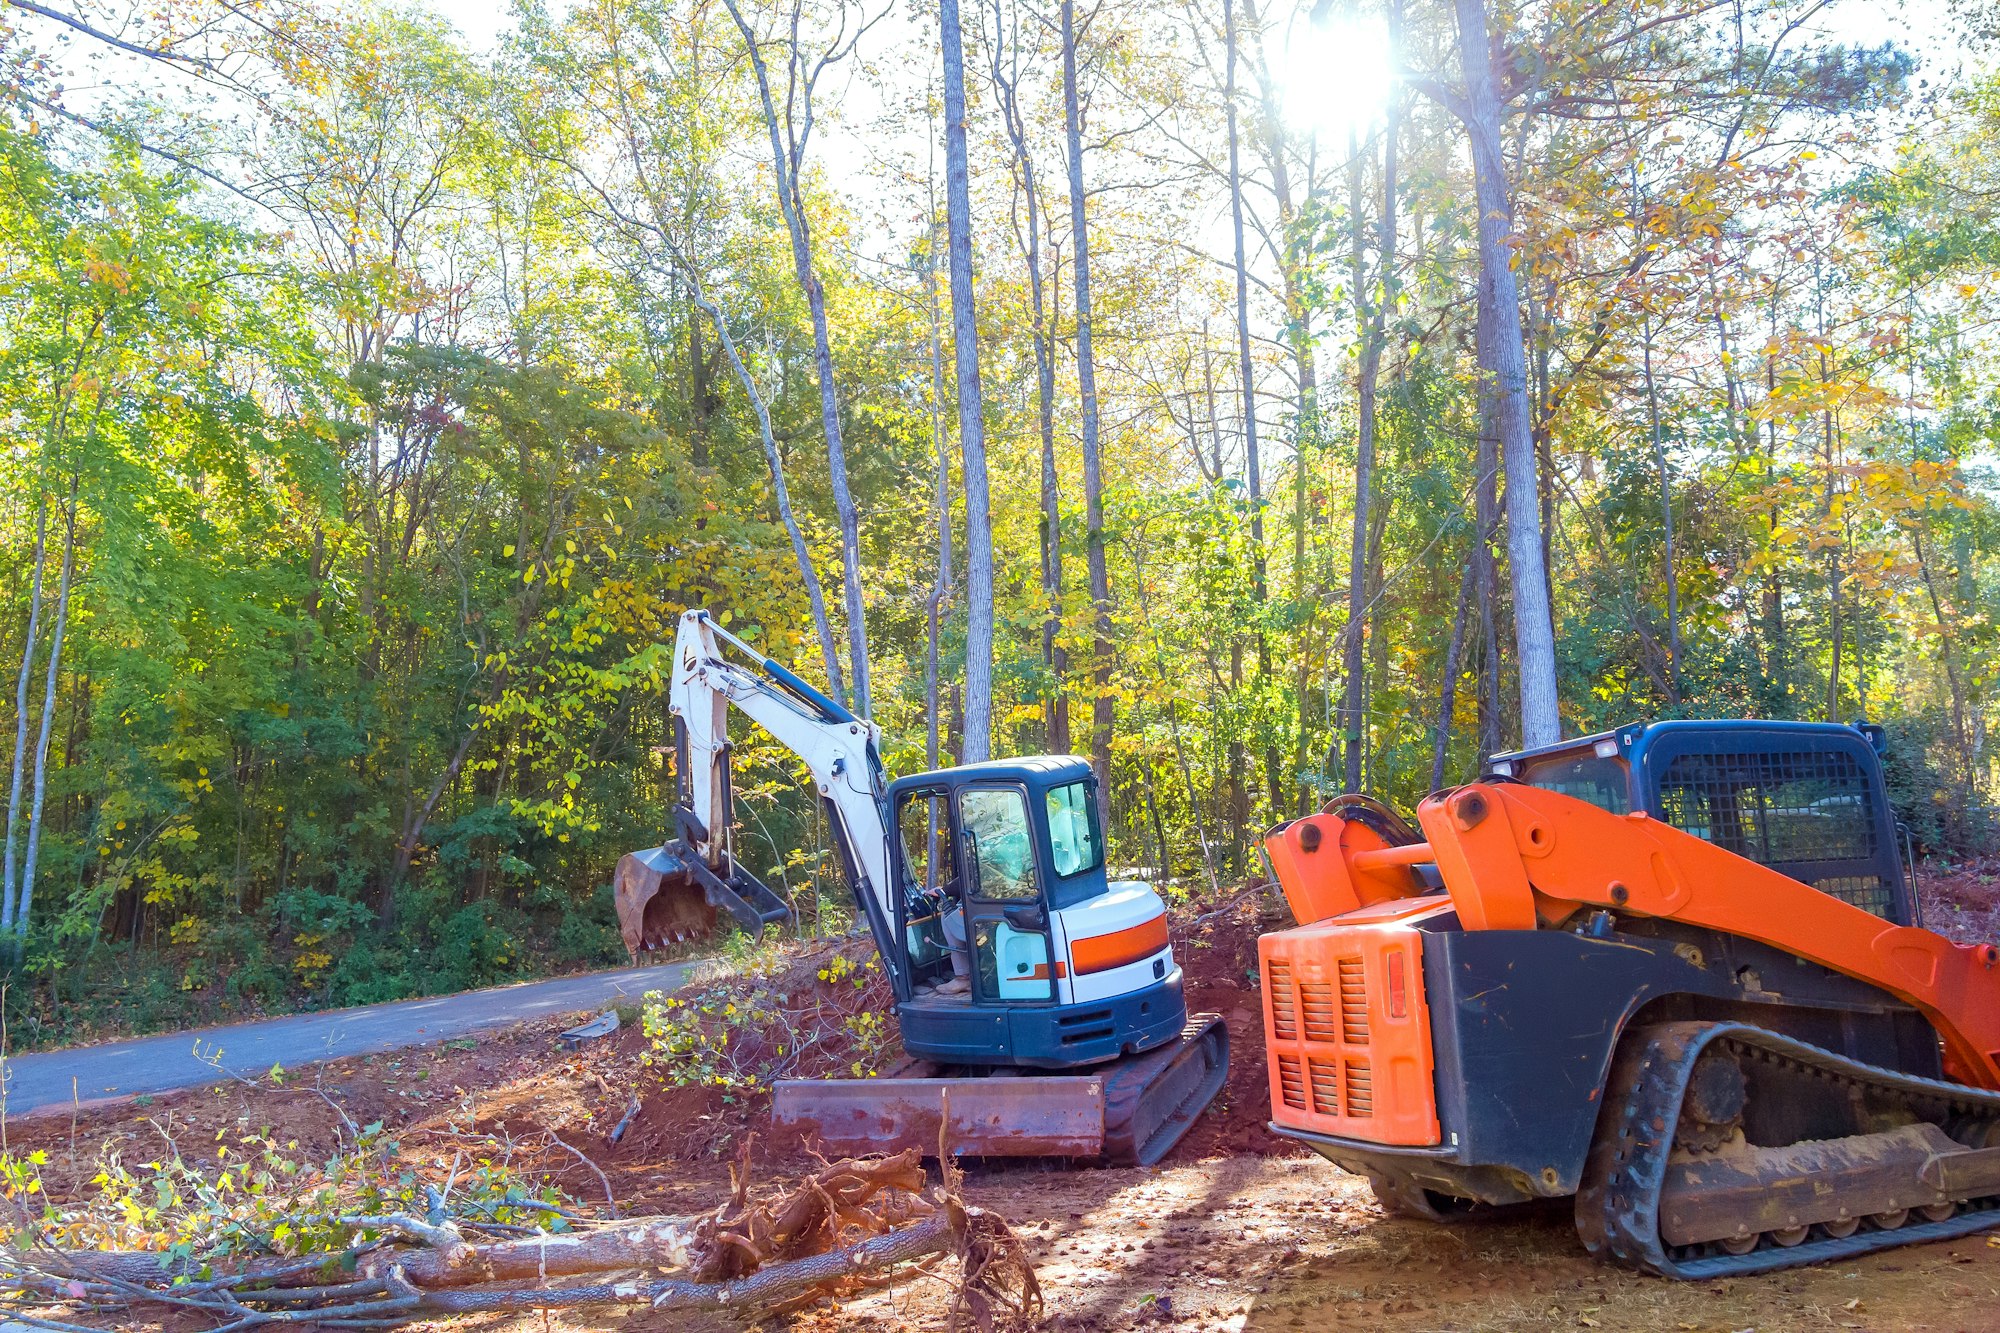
[14,870,2000,1331]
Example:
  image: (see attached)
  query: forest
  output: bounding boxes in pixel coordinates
[0,0,1993,1047]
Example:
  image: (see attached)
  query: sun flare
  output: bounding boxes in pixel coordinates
[1270,14,1396,140]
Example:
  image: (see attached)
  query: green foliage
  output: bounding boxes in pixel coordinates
[0,0,1994,1054]
[0,1120,566,1260]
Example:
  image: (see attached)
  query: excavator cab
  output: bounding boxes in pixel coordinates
[883,758,1190,1068]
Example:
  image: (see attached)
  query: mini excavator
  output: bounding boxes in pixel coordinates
[616,609,1228,1165]
[1259,719,2000,1276]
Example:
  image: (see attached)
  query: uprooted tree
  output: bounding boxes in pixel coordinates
[0,1146,1040,1330]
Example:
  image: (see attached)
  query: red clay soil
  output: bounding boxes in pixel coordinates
[1165,888,1286,1160]
[1919,855,2000,947]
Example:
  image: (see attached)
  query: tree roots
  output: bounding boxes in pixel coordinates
[0,1147,1039,1331]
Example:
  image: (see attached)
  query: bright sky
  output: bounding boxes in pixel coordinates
[415,0,1971,207]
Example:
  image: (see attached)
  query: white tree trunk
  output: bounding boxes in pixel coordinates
[1062,0,1111,812]
[942,0,995,763]
[1,483,49,936]
[17,480,78,947]
[684,270,848,705]
[1454,0,1560,748]
[987,0,1067,755]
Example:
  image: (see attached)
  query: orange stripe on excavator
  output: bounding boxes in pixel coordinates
[1071,914,1170,975]
[1271,782,2000,1090]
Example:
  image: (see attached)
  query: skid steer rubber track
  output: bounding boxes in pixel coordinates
[1576,1021,2000,1278]
[1101,1013,1230,1167]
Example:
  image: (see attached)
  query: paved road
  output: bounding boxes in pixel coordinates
[1,959,718,1117]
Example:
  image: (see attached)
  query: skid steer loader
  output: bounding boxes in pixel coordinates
[616,609,1228,1165]
[1258,719,2000,1276]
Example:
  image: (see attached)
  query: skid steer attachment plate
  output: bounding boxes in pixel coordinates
[774,1075,1108,1158]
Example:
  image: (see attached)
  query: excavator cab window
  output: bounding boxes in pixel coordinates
[1046,780,1103,878]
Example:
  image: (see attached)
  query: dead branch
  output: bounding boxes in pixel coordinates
[0,1147,1039,1331]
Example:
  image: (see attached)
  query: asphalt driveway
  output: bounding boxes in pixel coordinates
[1,959,716,1117]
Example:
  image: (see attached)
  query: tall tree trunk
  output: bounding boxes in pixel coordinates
[16,476,78,949]
[1454,0,1560,747]
[1062,0,1111,806]
[1761,302,1789,706]
[1,482,50,936]
[1433,547,1477,790]
[924,226,954,774]
[1342,90,1400,791]
[684,271,846,703]
[724,0,873,714]
[1223,0,1278,812]
[1240,0,1319,816]
[1912,528,1974,819]
[1641,312,1682,702]
[942,0,996,762]
[987,0,1068,754]
[1632,166,1681,701]
[1474,287,1503,762]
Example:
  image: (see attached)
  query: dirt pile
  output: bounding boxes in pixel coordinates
[1920,855,2000,946]
[600,934,897,1165]
[1164,886,1286,1160]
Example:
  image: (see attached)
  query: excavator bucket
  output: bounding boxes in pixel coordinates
[772,1012,1228,1165]
[615,840,792,961]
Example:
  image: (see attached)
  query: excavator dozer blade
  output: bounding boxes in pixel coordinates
[773,1075,1110,1158]
[772,1013,1228,1165]
[615,841,792,960]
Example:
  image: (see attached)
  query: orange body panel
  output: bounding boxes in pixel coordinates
[1263,781,2000,1097]
[1070,913,1170,975]
[1260,898,1446,1146]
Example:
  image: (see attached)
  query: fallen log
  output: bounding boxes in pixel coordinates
[392,1209,960,1315]
[0,1148,1038,1331]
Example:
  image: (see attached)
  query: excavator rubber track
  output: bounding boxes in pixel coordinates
[1103,1012,1231,1166]
[1577,1021,2000,1277]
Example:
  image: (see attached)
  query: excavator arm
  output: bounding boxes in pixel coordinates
[616,610,898,968]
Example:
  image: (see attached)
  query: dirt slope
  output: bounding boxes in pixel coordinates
[15,873,2000,1331]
